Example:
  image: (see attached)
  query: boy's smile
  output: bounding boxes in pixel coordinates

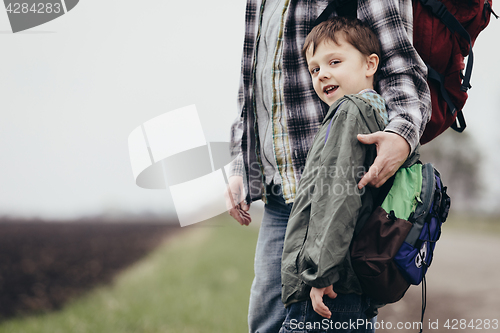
[305,36,378,106]
[323,85,339,97]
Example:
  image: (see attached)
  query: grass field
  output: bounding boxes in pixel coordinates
[0,216,258,333]
[0,213,497,333]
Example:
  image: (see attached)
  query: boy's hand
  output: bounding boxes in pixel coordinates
[224,175,252,226]
[357,131,410,189]
[310,285,337,319]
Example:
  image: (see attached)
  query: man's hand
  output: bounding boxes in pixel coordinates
[357,131,410,189]
[310,285,337,319]
[225,175,252,226]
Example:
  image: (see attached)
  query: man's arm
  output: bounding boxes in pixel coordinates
[357,0,431,188]
[357,132,410,189]
[225,174,251,226]
[226,73,252,225]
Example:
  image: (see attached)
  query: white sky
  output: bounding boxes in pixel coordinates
[0,1,499,219]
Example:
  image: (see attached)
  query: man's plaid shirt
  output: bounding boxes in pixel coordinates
[230,0,431,204]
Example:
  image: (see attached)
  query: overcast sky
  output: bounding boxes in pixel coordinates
[0,1,499,220]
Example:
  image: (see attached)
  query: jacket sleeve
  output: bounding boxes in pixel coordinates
[359,0,431,153]
[299,105,374,288]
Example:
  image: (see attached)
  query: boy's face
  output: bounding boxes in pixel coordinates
[306,36,378,106]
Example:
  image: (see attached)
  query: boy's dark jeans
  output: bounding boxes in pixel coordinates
[280,293,376,333]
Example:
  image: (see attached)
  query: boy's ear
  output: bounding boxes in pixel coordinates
[366,54,379,78]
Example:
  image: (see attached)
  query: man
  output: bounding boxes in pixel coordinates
[226,0,431,332]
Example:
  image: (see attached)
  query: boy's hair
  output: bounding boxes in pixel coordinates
[302,17,381,62]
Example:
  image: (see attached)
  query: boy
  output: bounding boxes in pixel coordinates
[280,17,410,332]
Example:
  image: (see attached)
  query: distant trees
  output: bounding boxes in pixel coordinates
[420,129,482,212]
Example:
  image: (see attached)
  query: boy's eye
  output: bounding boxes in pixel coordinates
[310,67,320,75]
[330,60,341,65]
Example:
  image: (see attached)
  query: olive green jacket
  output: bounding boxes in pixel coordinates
[281,93,389,307]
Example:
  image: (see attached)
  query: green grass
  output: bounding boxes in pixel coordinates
[0,216,258,333]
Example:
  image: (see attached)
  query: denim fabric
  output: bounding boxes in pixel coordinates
[279,294,377,333]
[248,184,292,333]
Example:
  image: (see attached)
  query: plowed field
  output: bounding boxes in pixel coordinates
[0,220,178,317]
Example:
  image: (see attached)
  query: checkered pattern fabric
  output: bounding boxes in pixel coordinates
[230,0,431,203]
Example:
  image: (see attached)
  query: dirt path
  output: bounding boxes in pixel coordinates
[378,229,500,332]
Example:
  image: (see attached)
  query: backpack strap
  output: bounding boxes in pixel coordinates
[426,65,457,115]
[450,109,467,133]
[426,64,467,132]
[418,0,474,92]
[484,1,499,20]
[314,0,357,26]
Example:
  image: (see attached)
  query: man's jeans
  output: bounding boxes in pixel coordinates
[248,184,292,333]
[279,294,377,333]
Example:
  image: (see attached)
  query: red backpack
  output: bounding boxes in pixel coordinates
[416,0,497,144]
[315,0,497,144]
